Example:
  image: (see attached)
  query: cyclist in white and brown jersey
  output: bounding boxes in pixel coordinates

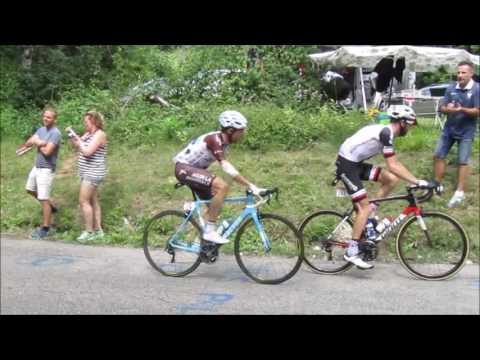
[336,105,438,269]
[173,111,266,244]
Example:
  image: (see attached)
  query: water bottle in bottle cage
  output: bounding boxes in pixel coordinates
[376,217,393,234]
[365,218,377,240]
[217,219,231,235]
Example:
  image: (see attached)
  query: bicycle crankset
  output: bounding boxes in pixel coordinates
[200,241,221,264]
[359,240,378,262]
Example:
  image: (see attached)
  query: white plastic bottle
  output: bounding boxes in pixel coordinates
[376,217,393,234]
[217,220,230,235]
[365,219,377,240]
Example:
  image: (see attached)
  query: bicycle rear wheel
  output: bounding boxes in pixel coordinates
[396,212,469,280]
[143,210,202,277]
[234,214,303,285]
[298,210,354,274]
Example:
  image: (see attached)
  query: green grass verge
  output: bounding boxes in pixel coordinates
[1,124,478,261]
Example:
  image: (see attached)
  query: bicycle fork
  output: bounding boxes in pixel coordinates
[251,212,272,253]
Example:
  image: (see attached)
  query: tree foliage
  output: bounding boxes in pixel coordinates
[1,44,478,139]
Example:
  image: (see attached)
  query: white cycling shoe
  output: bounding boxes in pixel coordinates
[344,254,374,270]
[202,231,229,244]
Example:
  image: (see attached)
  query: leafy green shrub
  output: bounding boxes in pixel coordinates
[0,103,39,139]
[394,122,441,152]
[56,85,120,131]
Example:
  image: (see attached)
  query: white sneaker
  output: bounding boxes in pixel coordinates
[344,254,374,269]
[77,231,95,243]
[447,192,465,208]
[202,231,229,244]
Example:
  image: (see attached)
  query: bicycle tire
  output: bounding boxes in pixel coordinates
[298,210,354,274]
[143,210,202,277]
[396,211,469,280]
[234,213,304,285]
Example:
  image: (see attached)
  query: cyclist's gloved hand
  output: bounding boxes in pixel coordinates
[249,184,267,197]
[416,180,430,188]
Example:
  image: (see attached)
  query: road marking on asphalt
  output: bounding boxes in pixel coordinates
[176,293,234,314]
[15,255,78,267]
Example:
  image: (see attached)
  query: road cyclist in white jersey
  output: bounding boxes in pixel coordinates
[173,110,267,244]
[335,105,441,269]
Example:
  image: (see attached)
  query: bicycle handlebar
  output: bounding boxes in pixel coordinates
[407,181,442,197]
[252,187,279,208]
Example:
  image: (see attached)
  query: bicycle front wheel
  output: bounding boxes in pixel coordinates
[298,210,354,274]
[143,210,202,277]
[396,211,469,280]
[234,214,303,285]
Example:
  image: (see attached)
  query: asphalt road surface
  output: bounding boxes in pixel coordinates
[1,236,479,315]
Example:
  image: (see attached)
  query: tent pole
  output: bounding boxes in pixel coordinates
[359,67,367,112]
[387,78,394,107]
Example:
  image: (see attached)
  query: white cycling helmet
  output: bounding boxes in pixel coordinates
[387,105,417,125]
[219,111,248,129]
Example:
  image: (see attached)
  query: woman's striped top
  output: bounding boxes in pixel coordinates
[77,131,107,179]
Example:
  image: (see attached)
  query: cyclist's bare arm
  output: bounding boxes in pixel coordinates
[220,160,255,189]
[385,155,418,185]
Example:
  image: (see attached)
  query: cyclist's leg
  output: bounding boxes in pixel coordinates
[208,177,229,223]
[174,163,228,244]
[175,162,217,206]
[336,157,370,239]
[359,163,398,216]
[374,169,398,199]
[336,157,373,269]
[351,199,370,243]
[347,197,374,269]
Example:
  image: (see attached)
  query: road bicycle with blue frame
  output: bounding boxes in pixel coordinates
[299,180,469,281]
[143,184,304,285]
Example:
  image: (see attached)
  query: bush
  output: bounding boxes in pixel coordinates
[0,103,39,139]
[56,85,120,131]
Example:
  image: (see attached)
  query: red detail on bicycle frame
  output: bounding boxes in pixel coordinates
[330,240,349,249]
[402,206,421,216]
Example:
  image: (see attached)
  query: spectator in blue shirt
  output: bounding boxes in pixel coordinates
[434,61,480,208]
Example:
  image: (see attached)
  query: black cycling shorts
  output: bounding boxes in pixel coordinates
[175,163,216,200]
[335,155,382,203]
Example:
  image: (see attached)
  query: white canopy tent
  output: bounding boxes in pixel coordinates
[309,45,480,111]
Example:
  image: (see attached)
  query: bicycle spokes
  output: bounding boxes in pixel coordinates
[299,211,354,274]
[144,211,202,277]
[396,212,469,280]
[235,214,303,284]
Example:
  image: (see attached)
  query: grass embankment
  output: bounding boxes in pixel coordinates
[1,121,479,261]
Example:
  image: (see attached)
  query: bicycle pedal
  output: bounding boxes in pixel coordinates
[200,244,220,264]
[200,252,219,264]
